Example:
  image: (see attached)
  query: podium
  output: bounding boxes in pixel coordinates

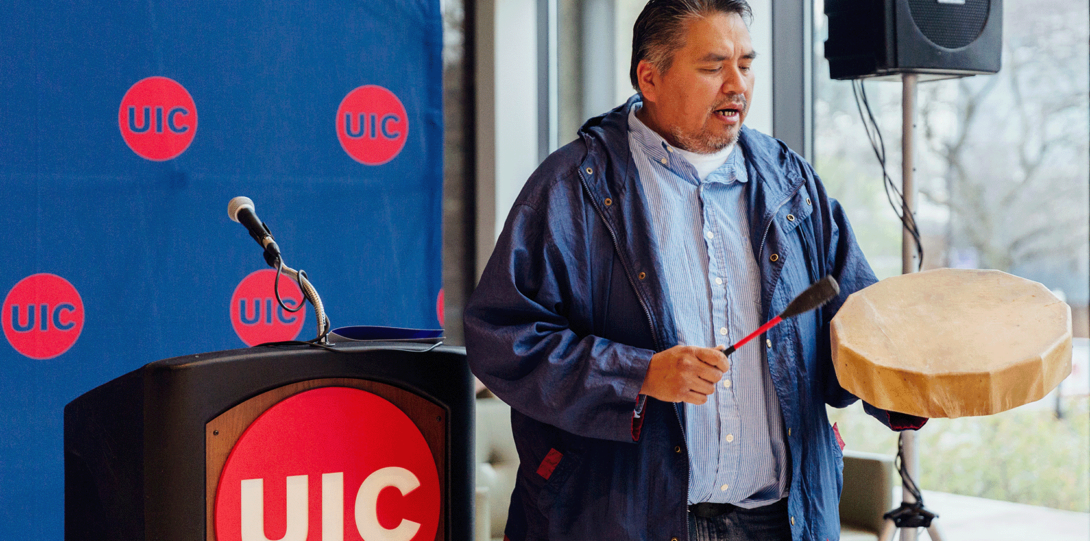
[64,343,473,541]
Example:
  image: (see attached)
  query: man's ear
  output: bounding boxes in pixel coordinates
[636,60,660,104]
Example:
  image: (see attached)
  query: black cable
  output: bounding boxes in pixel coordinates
[272,260,332,342]
[851,80,925,271]
[274,259,305,313]
[895,432,925,505]
[853,78,929,515]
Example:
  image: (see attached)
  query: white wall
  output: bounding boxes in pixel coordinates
[746,0,773,136]
[476,0,540,278]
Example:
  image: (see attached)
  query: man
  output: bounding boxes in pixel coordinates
[465,1,925,539]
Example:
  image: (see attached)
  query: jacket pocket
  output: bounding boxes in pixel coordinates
[534,447,583,521]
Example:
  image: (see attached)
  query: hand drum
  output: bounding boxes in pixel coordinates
[831,268,1072,418]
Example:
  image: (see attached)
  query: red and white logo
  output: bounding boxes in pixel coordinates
[214,387,441,541]
[336,85,409,165]
[230,270,306,346]
[118,76,198,161]
[2,273,84,360]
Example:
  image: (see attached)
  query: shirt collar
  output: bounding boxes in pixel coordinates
[627,104,747,186]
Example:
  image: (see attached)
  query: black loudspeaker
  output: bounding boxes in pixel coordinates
[825,0,1002,80]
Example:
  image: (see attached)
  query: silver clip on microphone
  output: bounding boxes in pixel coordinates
[229,196,330,342]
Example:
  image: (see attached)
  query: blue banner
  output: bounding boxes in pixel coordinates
[0,1,444,537]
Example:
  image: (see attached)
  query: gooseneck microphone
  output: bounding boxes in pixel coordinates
[227,196,331,343]
[228,196,281,267]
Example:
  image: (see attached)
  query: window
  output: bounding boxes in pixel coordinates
[815,0,1090,516]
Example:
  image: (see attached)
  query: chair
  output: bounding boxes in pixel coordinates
[475,396,519,541]
[839,450,896,541]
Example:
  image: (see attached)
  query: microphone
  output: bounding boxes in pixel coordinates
[228,196,281,267]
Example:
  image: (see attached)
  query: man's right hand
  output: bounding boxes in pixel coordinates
[639,345,729,405]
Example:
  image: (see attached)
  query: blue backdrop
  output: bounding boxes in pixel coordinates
[0,1,444,537]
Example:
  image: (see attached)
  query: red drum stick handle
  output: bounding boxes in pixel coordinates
[723,315,782,356]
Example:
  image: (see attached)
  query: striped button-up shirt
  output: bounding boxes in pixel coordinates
[628,106,789,507]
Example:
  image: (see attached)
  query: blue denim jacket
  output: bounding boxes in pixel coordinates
[465,97,923,541]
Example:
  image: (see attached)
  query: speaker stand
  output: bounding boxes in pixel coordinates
[879,72,947,541]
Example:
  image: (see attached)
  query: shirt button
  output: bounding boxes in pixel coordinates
[721,484,729,491]
[723,380,732,389]
[720,327,728,336]
[715,277,723,285]
[725,434,734,442]
[660,157,668,165]
[705,231,714,239]
[667,146,674,153]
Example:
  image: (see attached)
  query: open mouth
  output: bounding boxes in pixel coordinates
[714,106,742,120]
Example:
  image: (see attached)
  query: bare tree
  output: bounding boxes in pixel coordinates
[917,0,1089,273]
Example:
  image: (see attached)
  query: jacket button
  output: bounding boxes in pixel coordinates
[766,339,772,348]
[585,167,593,174]
[786,214,795,222]
[674,446,682,454]
[671,538,679,541]
[604,198,613,206]
[790,516,796,526]
[806,197,812,205]
[638,272,647,280]
[770,253,779,262]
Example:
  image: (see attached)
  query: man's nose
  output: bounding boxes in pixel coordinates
[721,66,748,95]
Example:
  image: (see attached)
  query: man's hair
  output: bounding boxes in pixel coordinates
[629,0,752,90]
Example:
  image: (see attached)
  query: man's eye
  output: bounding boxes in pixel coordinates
[740,65,752,73]
[702,67,721,73]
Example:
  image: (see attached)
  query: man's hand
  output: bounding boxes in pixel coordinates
[639,345,729,405]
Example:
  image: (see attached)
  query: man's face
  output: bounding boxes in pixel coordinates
[637,12,756,153]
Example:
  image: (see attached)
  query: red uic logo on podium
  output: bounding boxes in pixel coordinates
[2,273,84,359]
[214,387,441,541]
[118,76,197,161]
[336,85,409,165]
[230,270,306,346]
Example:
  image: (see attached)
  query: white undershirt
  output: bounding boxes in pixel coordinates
[674,143,735,182]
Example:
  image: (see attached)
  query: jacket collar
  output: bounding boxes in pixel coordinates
[578,95,801,208]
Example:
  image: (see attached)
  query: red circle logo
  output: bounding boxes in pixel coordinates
[118,76,198,161]
[2,274,84,360]
[214,387,441,541]
[336,85,409,165]
[230,270,306,346]
[436,289,444,328]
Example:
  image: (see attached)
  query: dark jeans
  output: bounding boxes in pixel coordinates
[687,498,793,541]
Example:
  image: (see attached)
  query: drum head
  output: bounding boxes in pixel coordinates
[831,268,1072,418]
